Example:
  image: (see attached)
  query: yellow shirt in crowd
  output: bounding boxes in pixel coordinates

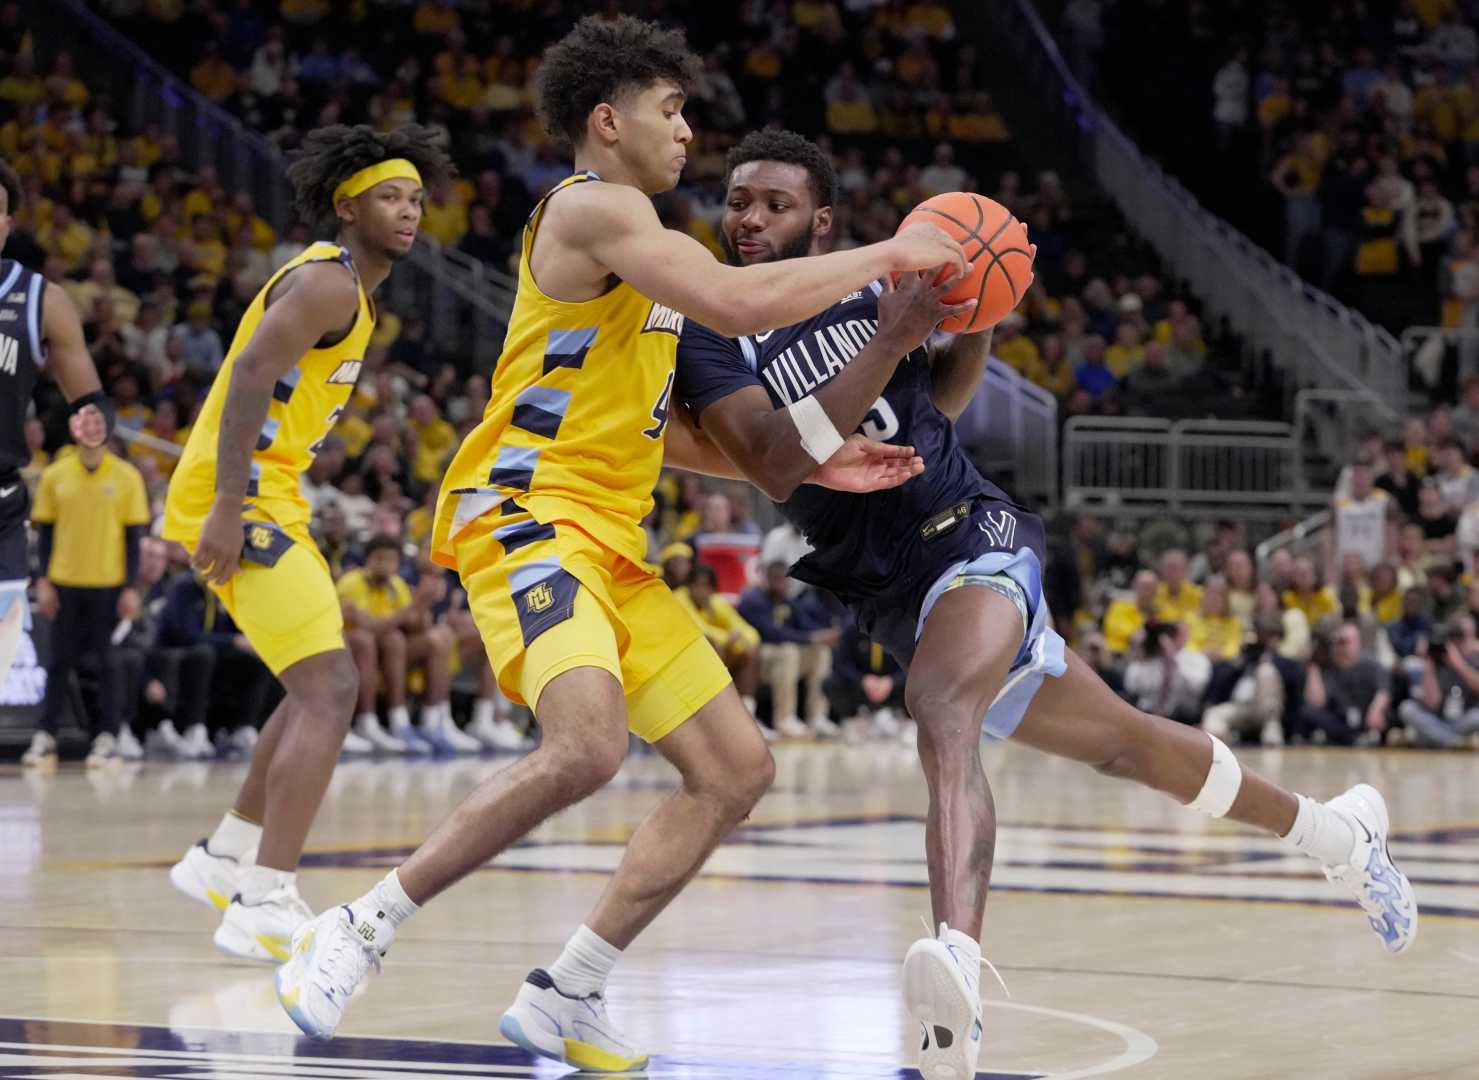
[31,452,150,588]
[676,588,760,653]
[1282,586,1339,626]
[1155,581,1204,623]
[1189,613,1245,661]
[337,568,411,620]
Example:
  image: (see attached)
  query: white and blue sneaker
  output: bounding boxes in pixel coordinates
[277,905,384,1039]
[1322,784,1419,955]
[499,968,648,1073]
[903,923,990,1080]
[389,719,435,756]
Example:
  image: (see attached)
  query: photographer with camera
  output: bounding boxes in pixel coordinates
[1122,620,1212,724]
[1201,613,1306,746]
[1396,614,1479,748]
[1301,620,1391,746]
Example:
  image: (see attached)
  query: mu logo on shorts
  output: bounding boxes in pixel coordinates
[250,525,275,550]
[525,582,554,614]
[978,509,1017,549]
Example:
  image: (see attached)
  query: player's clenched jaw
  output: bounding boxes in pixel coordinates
[719,161,827,267]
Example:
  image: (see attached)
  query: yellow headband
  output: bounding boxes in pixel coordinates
[332,158,423,204]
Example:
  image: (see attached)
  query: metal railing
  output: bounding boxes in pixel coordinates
[1292,388,1396,470]
[1254,509,1332,570]
[988,0,1404,429]
[957,358,1059,508]
[55,0,515,367]
[1063,416,1326,520]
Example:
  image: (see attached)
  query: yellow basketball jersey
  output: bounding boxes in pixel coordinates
[164,241,375,542]
[433,172,684,569]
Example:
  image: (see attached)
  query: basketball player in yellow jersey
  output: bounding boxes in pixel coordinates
[279,15,964,1066]
[162,124,453,964]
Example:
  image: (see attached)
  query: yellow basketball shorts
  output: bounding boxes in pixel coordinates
[456,512,731,743]
[197,518,345,676]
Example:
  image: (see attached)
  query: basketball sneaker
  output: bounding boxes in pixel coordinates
[116,724,145,761]
[276,905,384,1039]
[354,713,408,755]
[85,732,117,769]
[809,713,842,738]
[903,924,988,1080]
[215,882,314,964]
[389,717,435,755]
[339,729,374,757]
[20,730,57,767]
[470,713,535,752]
[774,715,810,738]
[169,839,254,913]
[1321,784,1418,954]
[499,969,648,1074]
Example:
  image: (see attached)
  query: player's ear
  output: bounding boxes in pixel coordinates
[590,102,620,146]
[813,205,833,241]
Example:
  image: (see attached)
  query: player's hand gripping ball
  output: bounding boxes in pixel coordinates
[897,193,1036,334]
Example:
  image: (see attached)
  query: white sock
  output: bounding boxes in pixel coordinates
[238,864,296,905]
[388,705,411,729]
[355,711,379,728]
[349,868,418,950]
[1284,793,1357,866]
[473,698,496,726]
[207,810,261,861]
[419,704,443,730]
[741,695,757,714]
[548,924,621,997]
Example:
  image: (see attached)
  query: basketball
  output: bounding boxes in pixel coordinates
[897,192,1034,334]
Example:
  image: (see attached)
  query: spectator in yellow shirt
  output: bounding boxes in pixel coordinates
[37,204,94,271]
[0,54,43,108]
[677,564,760,706]
[1033,333,1077,397]
[1103,569,1161,654]
[408,394,457,485]
[1155,548,1203,622]
[1370,563,1403,624]
[1282,555,1339,625]
[1188,576,1245,661]
[992,312,1042,380]
[190,43,239,103]
[1104,320,1147,378]
[340,536,455,743]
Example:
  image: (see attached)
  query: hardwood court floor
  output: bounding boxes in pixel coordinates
[1,741,1476,1078]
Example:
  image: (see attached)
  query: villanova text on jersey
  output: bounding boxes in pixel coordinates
[676,280,1042,622]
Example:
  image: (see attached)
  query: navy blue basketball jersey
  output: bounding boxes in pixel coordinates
[0,259,44,477]
[676,280,1032,614]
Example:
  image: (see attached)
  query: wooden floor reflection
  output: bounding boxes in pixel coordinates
[2,741,1476,1077]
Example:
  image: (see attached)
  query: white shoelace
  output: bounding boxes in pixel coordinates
[324,910,382,997]
[922,917,1011,999]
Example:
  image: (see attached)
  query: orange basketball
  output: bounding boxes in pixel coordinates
[897,192,1034,334]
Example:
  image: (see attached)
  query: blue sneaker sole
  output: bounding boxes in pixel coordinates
[498,1014,563,1064]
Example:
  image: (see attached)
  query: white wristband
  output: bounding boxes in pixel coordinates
[787,395,846,464]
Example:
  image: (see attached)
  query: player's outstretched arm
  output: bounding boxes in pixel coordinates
[40,282,111,449]
[574,183,967,338]
[679,272,968,502]
[191,264,360,585]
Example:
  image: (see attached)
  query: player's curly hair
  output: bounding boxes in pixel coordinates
[535,14,702,147]
[0,159,22,216]
[724,129,837,209]
[286,124,455,235]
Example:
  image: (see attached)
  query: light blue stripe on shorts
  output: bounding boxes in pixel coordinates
[915,547,1067,741]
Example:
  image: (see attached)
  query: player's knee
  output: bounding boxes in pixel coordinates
[906,680,979,741]
[300,653,360,723]
[380,627,407,651]
[736,741,776,808]
[547,726,628,796]
[428,625,454,655]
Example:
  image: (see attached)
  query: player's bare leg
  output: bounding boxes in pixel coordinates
[900,586,1022,1080]
[906,588,1022,936]
[173,648,358,962]
[1014,649,1417,952]
[583,684,774,945]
